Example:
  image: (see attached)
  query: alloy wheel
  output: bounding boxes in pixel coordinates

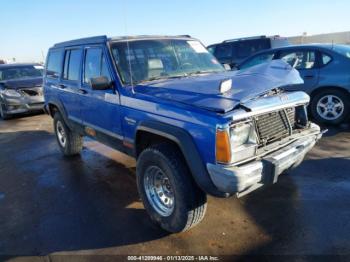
[316,94,344,121]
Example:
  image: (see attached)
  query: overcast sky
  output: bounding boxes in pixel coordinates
[1,0,350,62]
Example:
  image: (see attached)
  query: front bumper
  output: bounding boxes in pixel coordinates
[207,124,322,197]
[2,96,44,114]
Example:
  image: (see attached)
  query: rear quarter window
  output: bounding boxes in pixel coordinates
[215,44,232,60]
[46,50,63,78]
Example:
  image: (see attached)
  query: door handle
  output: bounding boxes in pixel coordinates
[304,75,315,79]
[58,84,66,89]
[78,88,88,95]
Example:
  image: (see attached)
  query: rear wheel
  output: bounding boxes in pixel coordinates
[311,89,349,125]
[136,144,207,233]
[53,112,83,156]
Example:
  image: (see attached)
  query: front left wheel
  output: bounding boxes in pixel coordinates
[136,144,207,233]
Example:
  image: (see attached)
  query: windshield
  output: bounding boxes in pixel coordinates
[0,65,43,81]
[332,45,350,58]
[110,39,224,85]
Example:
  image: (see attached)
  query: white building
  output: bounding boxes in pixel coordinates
[288,31,350,45]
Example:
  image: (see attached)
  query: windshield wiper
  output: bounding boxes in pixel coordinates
[135,70,221,85]
[138,74,188,84]
[186,70,219,76]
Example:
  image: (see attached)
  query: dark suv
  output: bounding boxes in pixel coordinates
[208,35,289,68]
[0,63,44,119]
[44,35,321,232]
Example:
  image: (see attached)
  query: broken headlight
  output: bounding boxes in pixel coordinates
[1,89,22,97]
[216,121,258,164]
[230,122,258,163]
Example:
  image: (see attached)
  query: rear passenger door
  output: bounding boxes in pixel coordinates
[79,46,122,137]
[277,49,319,93]
[60,48,83,122]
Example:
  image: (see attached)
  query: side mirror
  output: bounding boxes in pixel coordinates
[90,76,112,90]
[223,64,232,71]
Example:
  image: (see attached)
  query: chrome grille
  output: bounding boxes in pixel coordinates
[255,108,295,146]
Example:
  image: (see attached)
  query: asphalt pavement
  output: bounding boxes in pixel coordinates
[0,113,349,261]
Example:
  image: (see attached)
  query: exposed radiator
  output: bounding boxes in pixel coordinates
[254,108,295,146]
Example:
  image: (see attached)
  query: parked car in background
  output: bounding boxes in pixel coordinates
[44,35,321,233]
[0,63,44,120]
[237,44,350,125]
[207,35,289,68]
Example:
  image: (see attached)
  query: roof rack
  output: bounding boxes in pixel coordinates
[223,35,266,43]
[53,35,108,48]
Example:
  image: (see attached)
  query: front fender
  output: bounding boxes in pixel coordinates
[136,121,229,198]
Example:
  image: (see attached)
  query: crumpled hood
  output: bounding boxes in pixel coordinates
[0,77,43,90]
[134,60,303,113]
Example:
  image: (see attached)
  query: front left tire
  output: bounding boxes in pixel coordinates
[136,143,207,233]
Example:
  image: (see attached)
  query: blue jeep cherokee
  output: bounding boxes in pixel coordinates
[44,35,322,233]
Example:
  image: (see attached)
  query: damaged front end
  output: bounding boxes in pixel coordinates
[0,84,44,115]
[208,60,323,197]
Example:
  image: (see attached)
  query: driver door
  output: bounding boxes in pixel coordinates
[79,46,122,137]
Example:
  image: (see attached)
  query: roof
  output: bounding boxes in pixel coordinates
[246,43,346,57]
[53,35,108,48]
[279,43,348,51]
[238,43,348,66]
[52,35,194,48]
[208,35,285,47]
[0,63,41,69]
[223,35,267,43]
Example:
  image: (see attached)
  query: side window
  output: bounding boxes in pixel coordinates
[240,53,274,70]
[280,50,316,70]
[236,39,270,59]
[101,56,110,78]
[215,44,232,60]
[84,48,111,84]
[63,49,82,81]
[321,53,332,66]
[46,50,62,78]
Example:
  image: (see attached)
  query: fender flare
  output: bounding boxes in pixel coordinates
[46,99,73,128]
[136,121,229,198]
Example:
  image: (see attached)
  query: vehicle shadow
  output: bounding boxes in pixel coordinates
[0,130,168,256]
[236,156,350,258]
[0,110,45,121]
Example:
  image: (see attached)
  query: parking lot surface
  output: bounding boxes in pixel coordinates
[0,114,350,260]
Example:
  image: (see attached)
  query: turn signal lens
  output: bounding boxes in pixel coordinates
[216,129,231,164]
